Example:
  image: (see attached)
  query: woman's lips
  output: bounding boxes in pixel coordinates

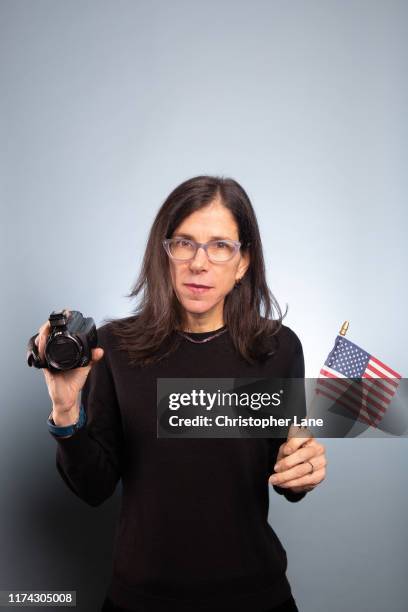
[184,283,213,294]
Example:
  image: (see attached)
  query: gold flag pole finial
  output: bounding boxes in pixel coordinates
[339,320,349,336]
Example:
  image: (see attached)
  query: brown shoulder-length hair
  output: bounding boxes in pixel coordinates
[104,175,286,367]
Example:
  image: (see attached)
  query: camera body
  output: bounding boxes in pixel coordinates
[27,310,98,372]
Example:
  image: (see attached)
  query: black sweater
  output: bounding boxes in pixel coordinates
[52,322,307,612]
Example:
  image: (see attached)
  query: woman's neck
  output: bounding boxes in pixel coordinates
[180,315,225,333]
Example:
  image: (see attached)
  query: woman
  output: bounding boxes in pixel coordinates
[38,175,327,612]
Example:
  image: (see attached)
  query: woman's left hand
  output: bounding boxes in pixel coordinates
[269,425,327,494]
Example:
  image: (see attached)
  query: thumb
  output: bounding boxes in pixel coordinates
[283,443,295,455]
[91,347,104,362]
[83,348,104,372]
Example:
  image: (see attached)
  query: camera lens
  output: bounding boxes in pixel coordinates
[46,336,82,370]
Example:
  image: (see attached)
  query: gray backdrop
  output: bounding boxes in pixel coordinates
[1,1,407,611]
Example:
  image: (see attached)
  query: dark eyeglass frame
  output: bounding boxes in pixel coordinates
[162,237,247,263]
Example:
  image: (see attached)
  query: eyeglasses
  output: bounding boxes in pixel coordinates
[162,237,244,263]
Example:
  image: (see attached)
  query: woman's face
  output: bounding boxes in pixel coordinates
[168,198,250,323]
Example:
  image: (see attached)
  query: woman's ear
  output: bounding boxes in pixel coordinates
[236,251,250,282]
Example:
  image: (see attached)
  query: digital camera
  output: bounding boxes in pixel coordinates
[27,310,98,372]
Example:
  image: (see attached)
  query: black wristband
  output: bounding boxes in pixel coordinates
[47,404,86,437]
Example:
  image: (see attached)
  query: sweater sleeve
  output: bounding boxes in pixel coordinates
[269,327,307,503]
[52,324,124,507]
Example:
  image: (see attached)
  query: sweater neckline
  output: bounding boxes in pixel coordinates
[176,324,227,340]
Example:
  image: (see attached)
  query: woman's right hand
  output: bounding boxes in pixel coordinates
[36,309,104,424]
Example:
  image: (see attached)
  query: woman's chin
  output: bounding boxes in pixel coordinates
[180,297,216,313]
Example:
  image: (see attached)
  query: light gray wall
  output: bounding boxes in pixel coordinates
[1,1,407,611]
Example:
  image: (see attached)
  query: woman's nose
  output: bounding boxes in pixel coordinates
[189,246,208,269]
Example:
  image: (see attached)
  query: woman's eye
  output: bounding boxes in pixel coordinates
[216,241,227,248]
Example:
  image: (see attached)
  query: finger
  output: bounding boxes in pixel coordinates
[275,441,326,471]
[38,320,51,336]
[288,423,313,442]
[271,466,326,490]
[35,320,51,360]
[283,425,314,455]
[272,441,289,468]
[38,331,48,362]
[270,458,317,486]
[35,324,50,348]
[274,443,324,473]
[288,483,317,494]
[275,444,286,463]
[270,454,327,486]
[300,438,316,448]
[273,455,327,485]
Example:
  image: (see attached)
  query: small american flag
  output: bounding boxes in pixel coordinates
[317,335,401,427]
